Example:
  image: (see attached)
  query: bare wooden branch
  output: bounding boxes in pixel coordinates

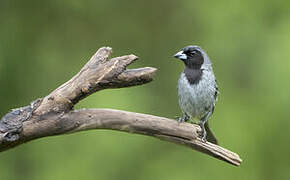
[0,47,242,166]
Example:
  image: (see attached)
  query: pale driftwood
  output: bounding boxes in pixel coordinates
[0,47,242,166]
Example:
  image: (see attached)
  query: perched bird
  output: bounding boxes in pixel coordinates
[173,45,219,144]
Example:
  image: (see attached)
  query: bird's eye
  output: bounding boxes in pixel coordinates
[190,50,197,55]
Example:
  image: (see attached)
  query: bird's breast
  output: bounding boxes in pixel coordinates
[178,71,216,119]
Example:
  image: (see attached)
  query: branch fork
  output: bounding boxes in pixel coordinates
[0,47,242,166]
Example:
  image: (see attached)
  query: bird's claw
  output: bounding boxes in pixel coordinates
[174,116,185,123]
[175,116,185,123]
[199,122,207,143]
[201,134,207,142]
[178,117,186,123]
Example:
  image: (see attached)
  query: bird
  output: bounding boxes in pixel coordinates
[173,45,219,144]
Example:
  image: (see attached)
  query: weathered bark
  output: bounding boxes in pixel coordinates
[0,47,242,166]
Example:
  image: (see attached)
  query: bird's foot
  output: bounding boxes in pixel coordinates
[175,116,186,123]
[201,133,207,142]
[178,117,186,123]
[199,122,207,143]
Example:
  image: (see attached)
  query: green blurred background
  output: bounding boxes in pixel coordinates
[1,0,290,179]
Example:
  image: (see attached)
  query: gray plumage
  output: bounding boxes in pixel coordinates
[174,45,218,144]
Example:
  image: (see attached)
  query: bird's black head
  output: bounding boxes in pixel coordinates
[174,45,204,69]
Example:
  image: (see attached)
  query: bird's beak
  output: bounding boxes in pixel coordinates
[173,51,187,60]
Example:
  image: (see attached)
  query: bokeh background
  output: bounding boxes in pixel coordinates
[1,0,290,179]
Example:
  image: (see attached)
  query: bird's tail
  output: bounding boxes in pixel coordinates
[205,121,219,145]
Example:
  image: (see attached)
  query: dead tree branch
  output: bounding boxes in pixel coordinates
[0,47,242,166]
